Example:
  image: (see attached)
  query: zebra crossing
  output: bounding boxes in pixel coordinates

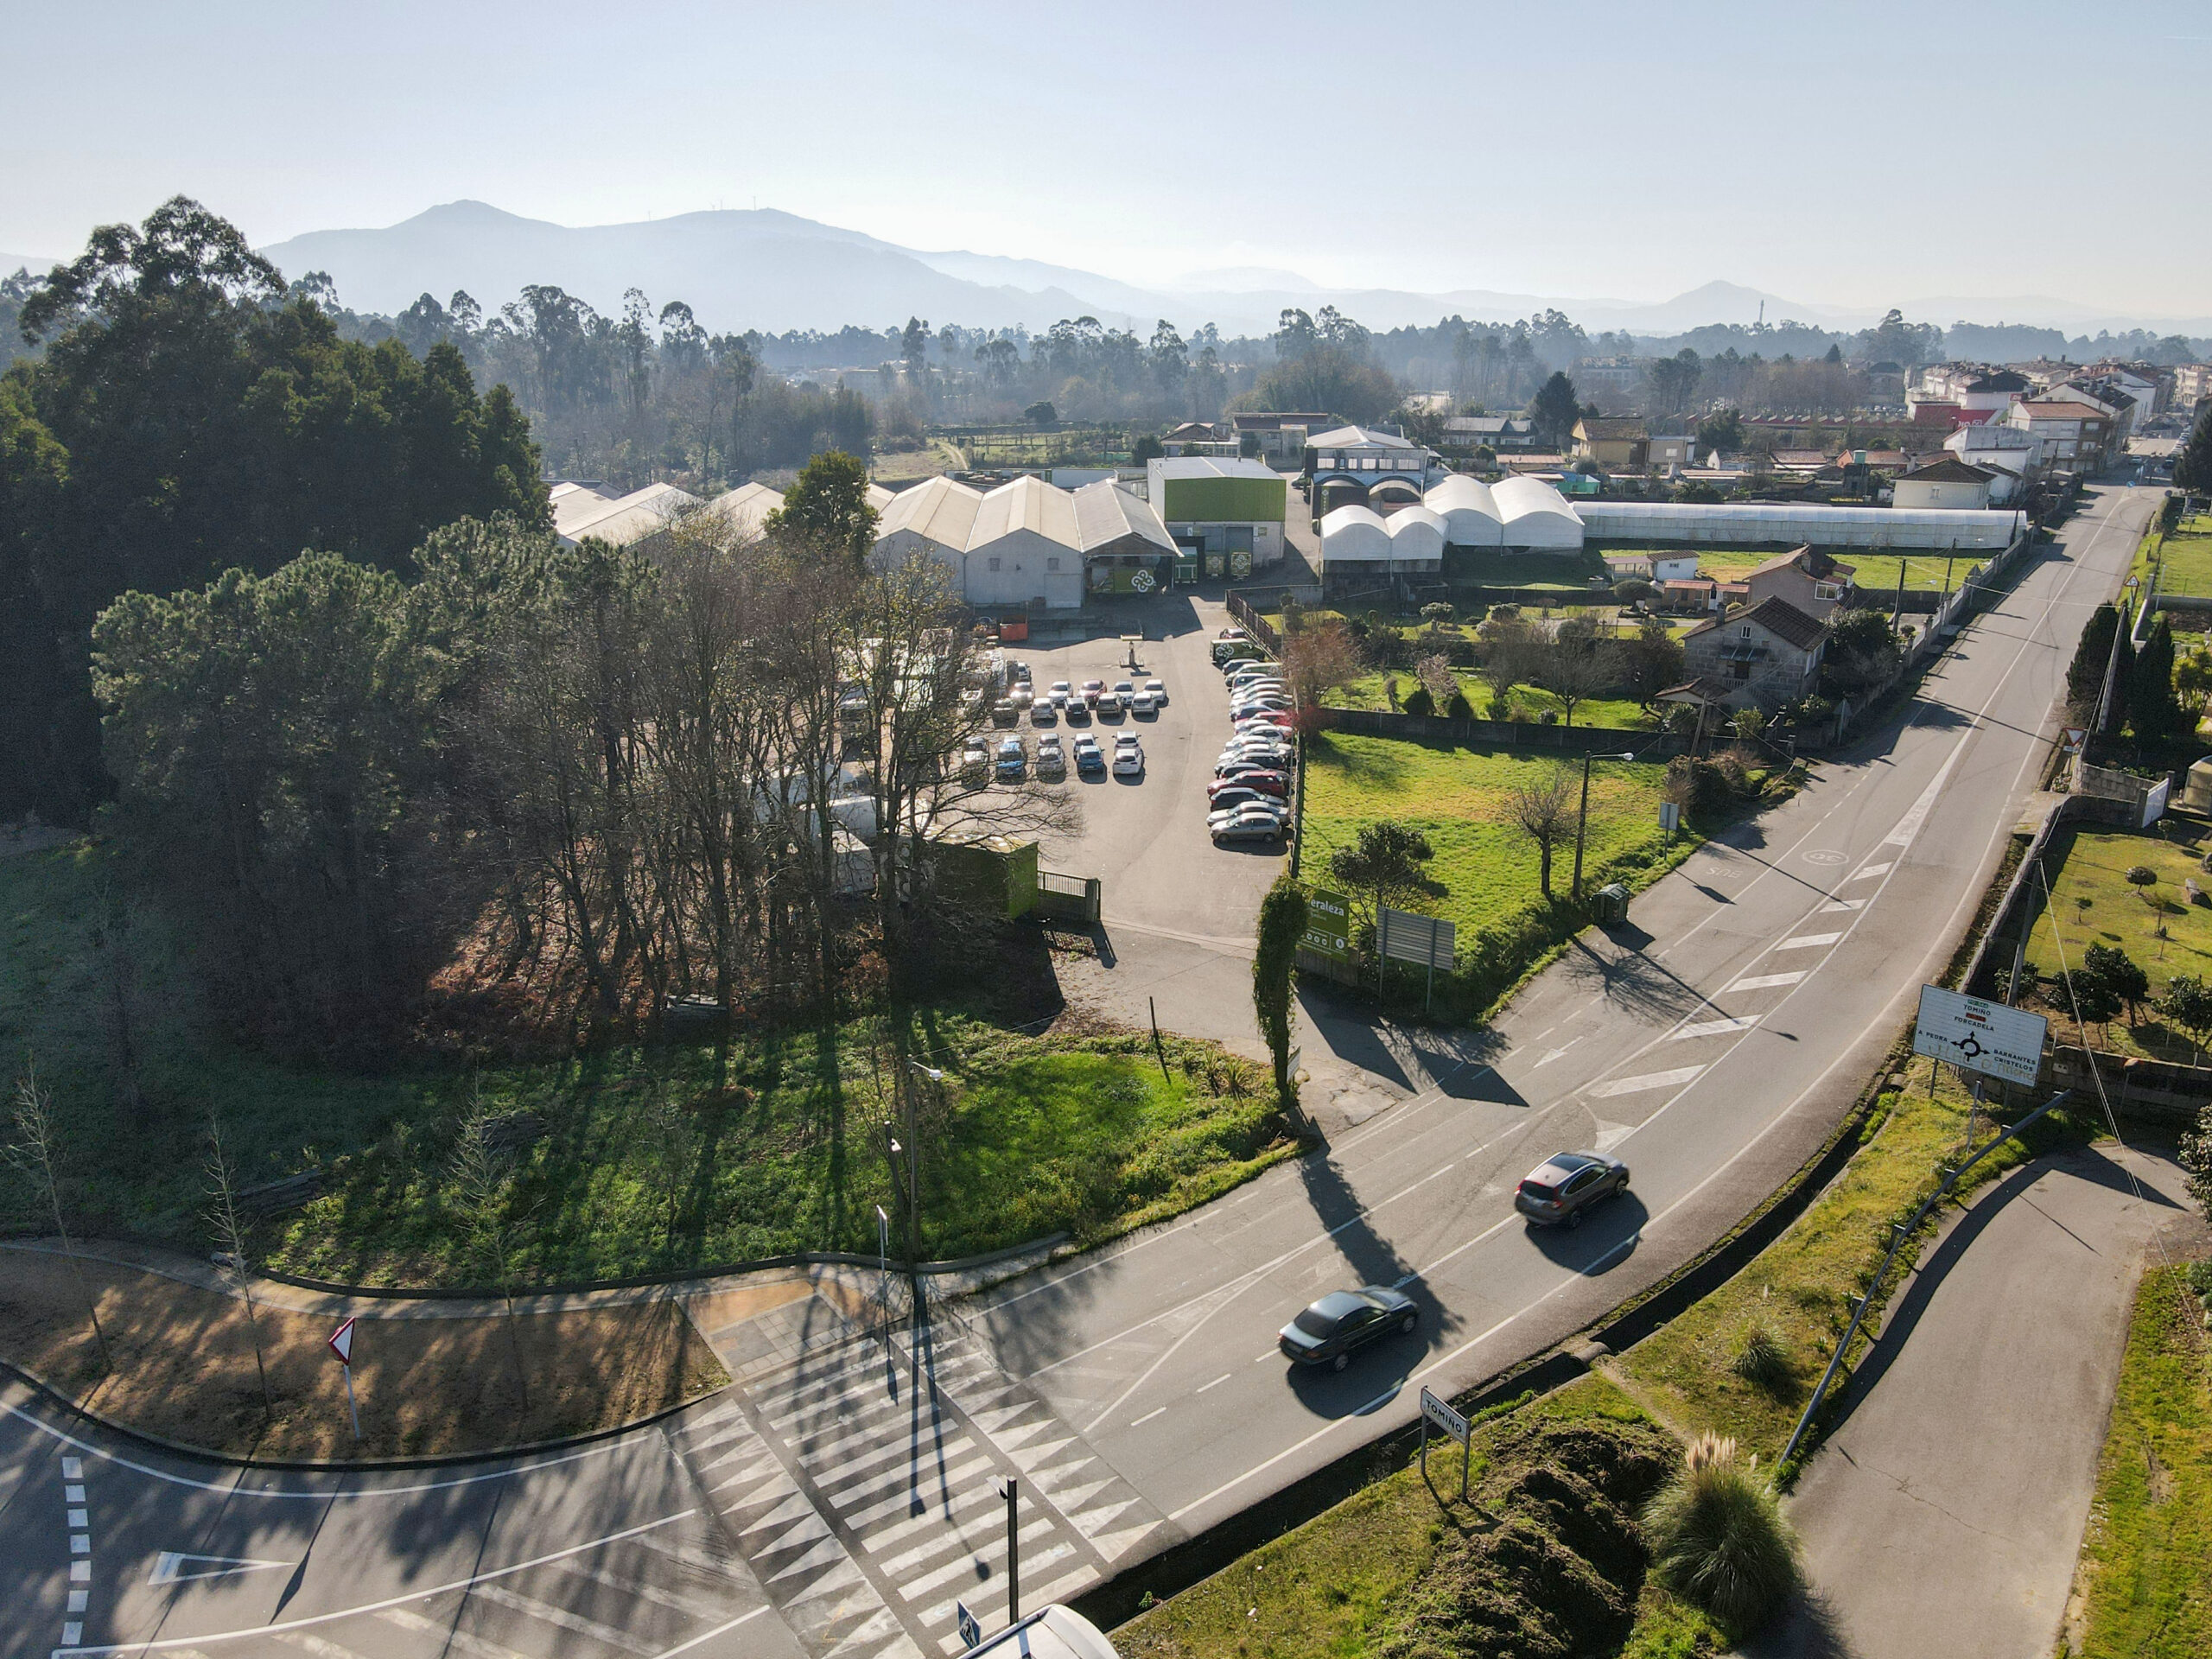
[672,1311,1167,1658]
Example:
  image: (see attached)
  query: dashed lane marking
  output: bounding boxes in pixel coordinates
[1776,931,1842,950]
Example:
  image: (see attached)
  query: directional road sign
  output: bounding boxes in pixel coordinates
[327,1316,357,1366]
[1912,985,2048,1088]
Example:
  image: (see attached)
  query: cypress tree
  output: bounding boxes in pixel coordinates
[2065,603,2118,718]
[2128,614,2183,740]
[1253,874,1309,1115]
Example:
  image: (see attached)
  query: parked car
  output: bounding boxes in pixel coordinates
[1112,741,1144,778]
[1029,698,1058,726]
[960,743,989,784]
[1035,734,1065,776]
[1211,811,1289,846]
[1217,626,1250,641]
[1277,1287,1418,1370]
[1234,713,1297,734]
[1112,680,1136,702]
[1129,690,1157,715]
[1143,678,1168,705]
[1080,678,1105,706]
[1209,802,1294,834]
[995,735,1027,780]
[1212,767,1290,795]
[1074,734,1106,776]
[1206,786,1288,816]
[1065,697,1092,726]
[1096,691,1123,717]
[1047,680,1073,708]
[1221,737,1294,760]
[992,698,1019,724]
[1007,681,1034,709]
[1514,1152,1630,1228]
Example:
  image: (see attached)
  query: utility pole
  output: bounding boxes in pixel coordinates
[901,1060,944,1284]
[998,1478,1020,1624]
[1571,751,1637,899]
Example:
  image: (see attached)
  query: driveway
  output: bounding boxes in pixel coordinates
[1757,1141,2209,1659]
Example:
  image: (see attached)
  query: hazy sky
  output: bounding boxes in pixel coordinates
[3,0,2207,316]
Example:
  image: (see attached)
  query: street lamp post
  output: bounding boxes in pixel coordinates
[899,1061,944,1284]
[1571,751,1638,899]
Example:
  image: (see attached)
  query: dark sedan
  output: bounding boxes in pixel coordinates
[1514,1151,1630,1228]
[1278,1285,1418,1370]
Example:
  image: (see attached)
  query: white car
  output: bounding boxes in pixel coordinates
[1129,691,1157,715]
[1113,742,1145,778]
[1221,746,1294,766]
[1008,681,1034,709]
[1035,735,1066,775]
[1047,680,1073,707]
[1143,678,1168,705]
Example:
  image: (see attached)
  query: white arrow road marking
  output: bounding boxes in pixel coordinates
[151,1552,298,1586]
[1588,1066,1704,1099]
[1777,931,1842,950]
[1529,1038,1584,1068]
[1592,1121,1635,1151]
[1726,971,1807,993]
[1671,1015,1759,1039]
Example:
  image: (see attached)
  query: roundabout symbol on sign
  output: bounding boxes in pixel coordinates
[1129,569,1155,593]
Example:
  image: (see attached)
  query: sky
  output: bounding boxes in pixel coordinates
[3,0,2208,320]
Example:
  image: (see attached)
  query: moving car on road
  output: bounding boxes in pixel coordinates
[1514,1152,1630,1228]
[1277,1286,1418,1370]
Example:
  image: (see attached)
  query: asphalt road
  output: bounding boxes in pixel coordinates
[4,486,2154,1659]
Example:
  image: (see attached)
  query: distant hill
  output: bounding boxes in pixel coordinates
[1,251,60,276]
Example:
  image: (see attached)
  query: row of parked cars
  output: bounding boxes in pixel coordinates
[994,674,1168,727]
[1208,632,1298,847]
[964,729,1145,782]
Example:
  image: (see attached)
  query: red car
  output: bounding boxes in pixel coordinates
[1209,771,1289,799]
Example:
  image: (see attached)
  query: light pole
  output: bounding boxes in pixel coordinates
[899,1061,944,1282]
[1571,751,1637,899]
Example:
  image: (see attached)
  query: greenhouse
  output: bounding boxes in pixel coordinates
[1576,500,2026,550]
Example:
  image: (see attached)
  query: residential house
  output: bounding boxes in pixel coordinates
[1891,456,1997,511]
[2174,364,2212,407]
[1605,551,1700,582]
[1572,416,1651,471]
[1231,411,1335,468]
[1943,420,2044,500]
[1160,421,1236,457]
[2007,397,2117,473]
[1648,431,1698,471]
[1742,545,1855,619]
[1440,414,1536,458]
[1681,594,1830,709]
[1305,423,1443,512]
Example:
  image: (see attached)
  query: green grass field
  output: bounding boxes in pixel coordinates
[2152,515,2212,600]
[1320,671,1652,730]
[869,440,963,483]
[0,844,1294,1287]
[2018,823,2212,1060]
[2069,1265,2212,1657]
[1300,732,1678,976]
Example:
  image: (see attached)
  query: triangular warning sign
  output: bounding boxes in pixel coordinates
[327,1316,356,1365]
[150,1551,296,1585]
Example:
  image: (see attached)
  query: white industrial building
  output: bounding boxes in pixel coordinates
[1317,504,1446,582]
[1574,500,2024,550]
[1488,476,1586,549]
[553,477,894,549]
[868,474,1175,610]
[1424,474,1506,544]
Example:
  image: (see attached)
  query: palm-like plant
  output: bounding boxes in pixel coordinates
[1643,1433,1801,1634]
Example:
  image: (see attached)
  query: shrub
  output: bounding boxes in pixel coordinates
[1403,684,1435,717]
[1730,1321,1791,1391]
[1643,1433,1801,1635]
[1444,690,1474,721]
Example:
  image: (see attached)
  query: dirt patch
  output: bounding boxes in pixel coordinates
[1376,1416,1677,1659]
[0,1253,728,1461]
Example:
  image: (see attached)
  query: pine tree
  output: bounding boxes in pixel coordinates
[2176,404,2212,493]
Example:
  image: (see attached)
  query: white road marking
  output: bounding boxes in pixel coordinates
[1593,1121,1634,1152]
[1130,1408,1166,1427]
[68,1507,88,1528]
[51,1510,697,1655]
[1672,1016,1758,1039]
[1726,971,1807,992]
[1588,1066,1704,1098]
[149,1553,294,1586]
[1776,932,1842,950]
[468,1582,660,1656]
[1820,899,1866,912]
[1852,861,1892,880]
[61,1458,81,1478]
[1194,1372,1233,1395]
[1529,1038,1584,1068]
[65,1484,85,1503]
[646,1608,773,1659]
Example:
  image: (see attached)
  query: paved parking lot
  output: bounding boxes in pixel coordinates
[995,594,1286,945]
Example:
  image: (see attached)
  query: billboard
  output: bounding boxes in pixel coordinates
[1911,985,2049,1088]
[1303,888,1350,959]
[1379,908,1454,970]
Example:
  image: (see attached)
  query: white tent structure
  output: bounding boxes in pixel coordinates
[1575,501,2024,550]
[557,481,700,547]
[961,475,1087,609]
[1423,475,1504,545]
[1386,504,1447,567]
[1491,476,1586,549]
[871,475,985,575]
[1319,504,1392,565]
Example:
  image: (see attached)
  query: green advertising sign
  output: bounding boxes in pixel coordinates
[1303,887,1351,959]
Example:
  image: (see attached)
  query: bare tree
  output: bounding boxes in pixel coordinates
[204,1117,273,1415]
[1507,766,1577,900]
[1281,618,1361,711]
[1537,641,1618,728]
[7,1060,111,1370]
[1476,616,1545,715]
[1414,653,1458,710]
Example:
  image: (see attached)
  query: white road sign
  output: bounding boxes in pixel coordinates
[1419,1387,1469,1446]
[327,1316,357,1366]
[1912,986,2048,1087]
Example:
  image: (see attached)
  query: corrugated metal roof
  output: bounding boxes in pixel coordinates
[563,481,700,545]
[878,475,985,548]
[1071,480,1175,554]
[969,474,1080,549]
[1147,456,1281,482]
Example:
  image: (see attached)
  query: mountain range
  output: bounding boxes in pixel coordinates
[21,202,2206,343]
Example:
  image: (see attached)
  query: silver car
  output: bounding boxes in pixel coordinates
[1514,1152,1630,1228]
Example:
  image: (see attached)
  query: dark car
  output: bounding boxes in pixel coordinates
[1514,1151,1630,1228]
[1278,1286,1418,1370]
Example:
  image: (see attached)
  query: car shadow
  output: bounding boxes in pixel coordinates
[1281,1329,1428,1418]
[1522,1190,1648,1273]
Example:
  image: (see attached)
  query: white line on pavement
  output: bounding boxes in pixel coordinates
[1726,971,1807,992]
[1851,861,1892,880]
[1587,1066,1705,1099]
[50,1511,698,1655]
[1777,932,1842,950]
[1130,1408,1166,1427]
[1672,1016,1759,1039]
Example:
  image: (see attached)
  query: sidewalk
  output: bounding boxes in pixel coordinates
[1751,1141,2208,1659]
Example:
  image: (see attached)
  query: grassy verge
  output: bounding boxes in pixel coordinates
[2018,821,2212,1061]
[1610,1066,2082,1475]
[1,845,1295,1287]
[2149,514,2212,599]
[2067,1264,2212,1657]
[1321,671,1652,731]
[1113,1374,1727,1659]
[0,1246,728,1460]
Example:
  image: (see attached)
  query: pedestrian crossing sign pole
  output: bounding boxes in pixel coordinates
[956,1599,982,1651]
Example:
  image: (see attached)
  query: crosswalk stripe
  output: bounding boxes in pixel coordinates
[469,1582,661,1656]
[550,1557,734,1621]
[380,1607,534,1659]
[767,1537,850,1584]
[1726,970,1806,992]
[1672,1015,1758,1039]
[1777,931,1841,950]
[1588,1065,1704,1098]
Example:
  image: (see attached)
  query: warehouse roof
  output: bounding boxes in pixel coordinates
[1147,456,1281,483]
[876,475,985,548]
[1072,480,1176,554]
[969,474,1080,548]
[562,481,700,546]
